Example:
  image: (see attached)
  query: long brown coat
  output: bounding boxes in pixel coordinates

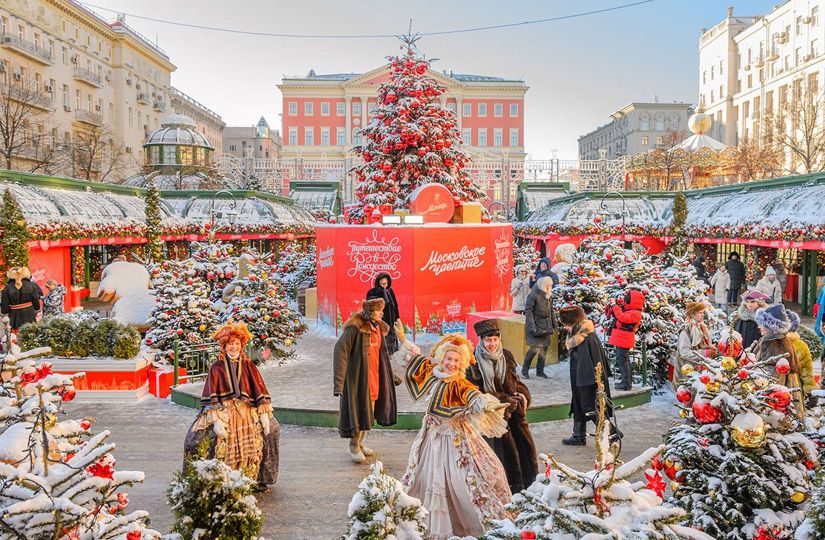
[466,349,538,492]
[333,313,397,438]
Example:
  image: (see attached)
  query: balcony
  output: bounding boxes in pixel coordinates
[0,33,53,65]
[137,93,150,105]
[74,109,103,126]
[73,67,103,88]
[153,100,166,112]
[1,84,55,111]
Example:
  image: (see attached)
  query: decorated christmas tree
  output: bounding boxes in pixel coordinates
[272,239,317,297]
[482,365,712,540]
[513,240,541,276]
[168,439,263,540]
[342,460,429,540]
[0,187,30,272]
[348,35,483,222]
[665,353,817,539]
[667,191,689,259]
[0,340,159,539]
[143,178,164,263]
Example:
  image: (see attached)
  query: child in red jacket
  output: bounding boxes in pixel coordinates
[606,289,644,391]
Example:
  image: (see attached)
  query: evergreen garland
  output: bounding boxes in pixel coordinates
[0,187,31,272]
[144,178,164,263]
[668,191,689,258]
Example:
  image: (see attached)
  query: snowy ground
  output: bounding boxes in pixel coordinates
[62,324,679,539]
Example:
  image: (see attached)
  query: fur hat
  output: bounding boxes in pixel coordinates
[685,302,707,317]
[473,319,500,339]
[787,310,801,333]
[362,297,385,314]
[559,305,586,327]
[6,267,31,288]
[765,266,777,277]
[430,333,475,372]
[742,289,770,302]
[755,304,791,334]
[213,321,253,347]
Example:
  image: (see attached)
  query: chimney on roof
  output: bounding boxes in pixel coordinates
[727,6,733,17]
[307,69,316,77]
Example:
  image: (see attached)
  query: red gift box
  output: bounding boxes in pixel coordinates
[149,366,187,398]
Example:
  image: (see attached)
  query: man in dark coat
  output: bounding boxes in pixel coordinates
[529,257,559,289]
[1,267,41,331]
[366,272,400,354]
[467,319,538,493]
[726,252,746,305]
[333,298,397,463]
[522,276,558,379]
[559,305,619,446]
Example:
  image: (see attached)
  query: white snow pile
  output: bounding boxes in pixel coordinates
[343,461,429,540]
[98,260,157,325]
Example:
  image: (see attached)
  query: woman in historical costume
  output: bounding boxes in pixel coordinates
[675,302,715,376]
[466,318,537,493]
[0,267,40,331]
[183,322,279,491]
[401,334,512,540]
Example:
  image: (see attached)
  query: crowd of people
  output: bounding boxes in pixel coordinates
[0,266,66,333]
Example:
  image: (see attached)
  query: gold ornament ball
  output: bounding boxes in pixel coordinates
[741,381,754,393]
[679,409,689,418]
[731,411,767,448]
[791,491,807,503]
[45,414,57,430]
[263,315,271,321]
[673,462,683,471]
[721,357,736,370]
[708,489,716,498]
[671,481,681,492]
[284,338,293,347]
[681,365,695,376]
[706,381,721,393]
[198,324,206,332]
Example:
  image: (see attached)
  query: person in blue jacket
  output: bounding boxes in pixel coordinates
[816,285,825,386]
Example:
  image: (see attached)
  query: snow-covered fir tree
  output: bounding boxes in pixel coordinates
[144,178,164,263]
[481,366,712,540]
[272,239,317,297]
[168,439,262,540]
[512,240,541,276]
[0,339,159,539]
[348,35,483,222]
[342,461,428,540]
[665,353,817,539]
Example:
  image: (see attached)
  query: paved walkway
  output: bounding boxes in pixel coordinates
[62,322,677,539]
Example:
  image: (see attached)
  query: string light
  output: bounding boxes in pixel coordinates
[78,0,656,40]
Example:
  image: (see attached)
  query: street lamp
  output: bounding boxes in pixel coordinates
[209,189,238,230]
[599,190,626,240]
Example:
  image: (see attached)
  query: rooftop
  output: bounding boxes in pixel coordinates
[285,67,524,84]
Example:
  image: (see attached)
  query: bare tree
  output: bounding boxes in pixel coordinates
[69,125,131,181]
[733,138,783,182]
[657,129,689,190]
[770,81,825,174]
[0,73,54,171]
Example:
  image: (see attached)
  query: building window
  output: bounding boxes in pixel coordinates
[304,127,314,146]
[641,135,649,145]
[463,103,471,117]
[288,127,297,146]
[353,102,362,115]
[229,145,236,151]
[352,128,362,145]
[62,84,68,106]
[655,117,665,131]
[304,102,313,116]
[336,102,345,116]
[719,60,723,75]
[656,136,664,145]
[493,128,503,147]
[321,127,330,146]
[62,47,67,64]
[336,127,345,146]
[128,107,133,127]
[509,128,519,147]
[321,102,330,116]
[478,129,487,147]
[477,103,487,117]
[640,117,650,130]
[494,103,503,117]
[368,103,376,115]
[797,16,802,35]
[813,6,819,26]
[509,103,518,117]
[446,102,456,112]
[811,39,819,57]
[462,128,472,145]
[288,102,297,116]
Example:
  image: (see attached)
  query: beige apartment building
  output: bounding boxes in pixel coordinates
[0,0,220,179]
[223,117,281,159]
[699,2,824,154]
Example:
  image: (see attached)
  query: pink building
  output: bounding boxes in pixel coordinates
[277,66,528,205]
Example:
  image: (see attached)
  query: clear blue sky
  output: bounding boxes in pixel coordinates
[83,0,779,158]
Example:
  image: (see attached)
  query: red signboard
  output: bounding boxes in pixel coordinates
[410,183,455,223]
[28,245,71,309]
[316,224,512,336]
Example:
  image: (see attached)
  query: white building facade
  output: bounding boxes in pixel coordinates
[699,3,824,147]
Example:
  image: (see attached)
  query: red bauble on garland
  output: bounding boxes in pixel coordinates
[692,397,723,424]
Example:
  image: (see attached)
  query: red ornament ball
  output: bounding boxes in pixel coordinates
[177,329,184,336]
[61,387,76,403]
[126,531,142,540]
[676,388,692,404]
[520,531,537,540]
[736,368,748,379]
[775,358,790,375]
[699,374,711,384]
[80,420,91,430]
[692,398,723,424]
[593,216,602,224]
